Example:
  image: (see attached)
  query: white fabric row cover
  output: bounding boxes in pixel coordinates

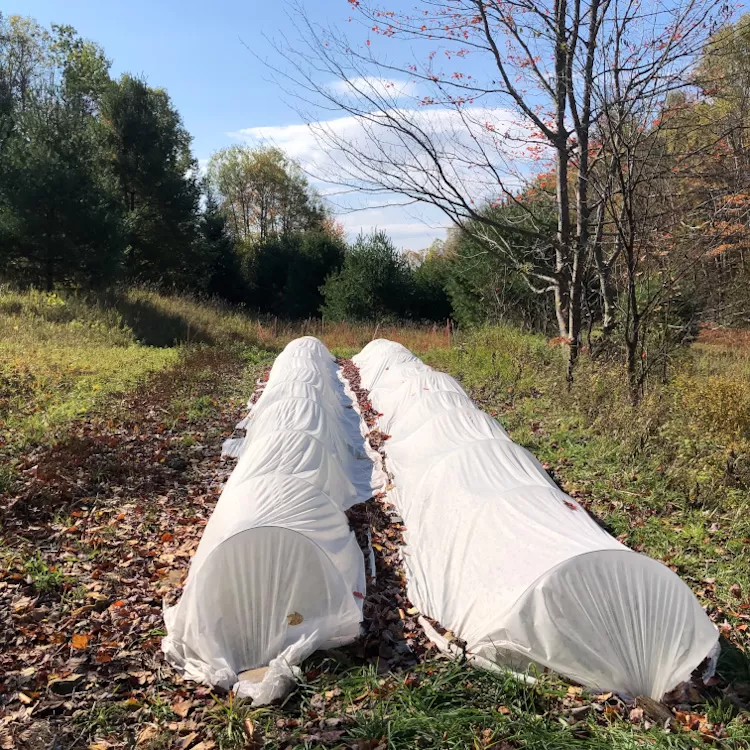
[163,337,384,702]
[353,340,718,698]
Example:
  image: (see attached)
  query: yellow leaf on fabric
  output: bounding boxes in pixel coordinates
[287,612,304,626]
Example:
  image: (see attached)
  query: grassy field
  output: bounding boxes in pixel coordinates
[0,286,448,453]
[1,288,749,749]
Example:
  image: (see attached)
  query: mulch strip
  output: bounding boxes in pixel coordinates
[338,358,433,671]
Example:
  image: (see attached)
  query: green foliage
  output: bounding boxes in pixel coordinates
[208,694,268,750]
[0,15,210,296]
[24,554,64,592]
[444,203,555,331]
[251,229,346,318]
[208,144,325,245]
[101,74,200,286]
[0,16,123,289]
[196,190,250,303]
[410,245,452,321]
[321,230,415,321]
[0,97,123,288]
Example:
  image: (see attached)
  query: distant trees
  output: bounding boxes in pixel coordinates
[208,145,325,246]
[205,144,346,317]
[321,231,452,322]
[0,14,346,316]
[0,15,123,288]
[0,14,202,291]
[322,231,412,321]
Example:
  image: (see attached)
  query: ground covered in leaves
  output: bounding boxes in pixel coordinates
[0,346,272,749]
[1,339,749,750]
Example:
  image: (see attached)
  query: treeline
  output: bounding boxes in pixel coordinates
[3,11,749,343]
[0,14,453,322]
[0,16,331,308]
[0,16,203,290]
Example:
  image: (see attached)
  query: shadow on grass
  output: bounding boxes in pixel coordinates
[717,637,750,686]
[112,295,216,347]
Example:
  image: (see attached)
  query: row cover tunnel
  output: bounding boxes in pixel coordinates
[162,337,383,700]
[353,339,718,699]
[162,336,718,702]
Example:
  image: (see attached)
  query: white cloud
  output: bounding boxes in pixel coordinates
[337,204,449,250]
[229,105,539,249]
[329,76,418,99]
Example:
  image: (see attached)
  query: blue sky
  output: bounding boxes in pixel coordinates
[18,0,451,249]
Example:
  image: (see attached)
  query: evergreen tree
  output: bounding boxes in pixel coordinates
[101,74,199,286]
[198,190,249,302]
[321,231,413,321]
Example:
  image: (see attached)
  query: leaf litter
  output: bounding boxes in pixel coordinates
[0,349,266,749]
[1,349,747,749]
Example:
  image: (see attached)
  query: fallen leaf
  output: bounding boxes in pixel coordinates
[48,673,85,695]
[161,532,174,543]
[71,633,90,650]
[94,649,112,664]
[172,697,193,718]
[136,725,160,747]
[175,732,198,750]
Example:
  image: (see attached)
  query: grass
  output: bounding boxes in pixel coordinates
[2,287,750,748]
[23,554,65,592]
[243,657,750,749]
[0,288,178,449]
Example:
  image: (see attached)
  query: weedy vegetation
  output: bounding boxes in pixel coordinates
[1,289,749,749]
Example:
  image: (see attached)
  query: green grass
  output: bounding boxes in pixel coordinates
[0,287,452,452]
[245,658,750,749]
[0,288,178,448]
[23,554,66,592]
